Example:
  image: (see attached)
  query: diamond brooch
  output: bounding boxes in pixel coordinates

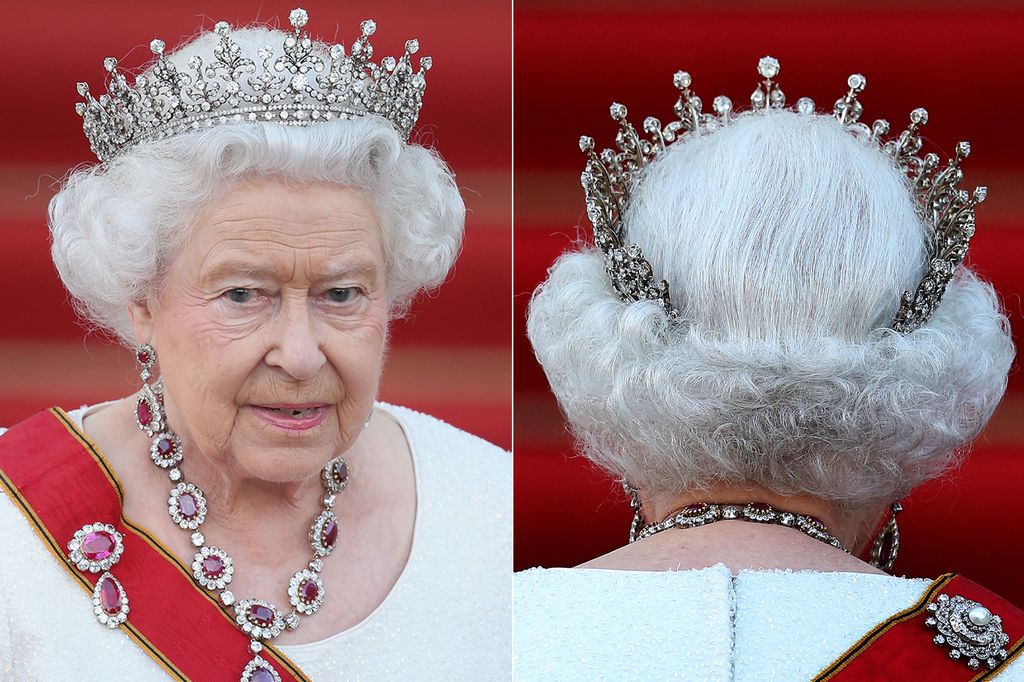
[926,593,1010,670]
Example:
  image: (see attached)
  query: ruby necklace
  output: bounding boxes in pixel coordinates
[134,345,348,682]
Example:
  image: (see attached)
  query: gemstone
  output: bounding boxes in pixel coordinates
[300,580,319,603]
[323,519,338,548]
[968,606,993,626]
[334,460,348,485]
[405,39,419,54]
[150,39,165,55]
[420,56,432,71]
[252,668,276,682]
[99,577,122,614]
[179,493,198,519]
[673,71,691,89]
[202,555,225,577]
[289,8,308,28]
[796,97,815,115]
[360,19,376,35]
[137,400,153,426]
[249,604,275,627]
[757,56,780,79]
[847,73,866,91]
[83,531,116,561]
[156,437,174,458]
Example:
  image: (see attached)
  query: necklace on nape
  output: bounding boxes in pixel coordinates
[134,344,349,682]
[626,491,849,554]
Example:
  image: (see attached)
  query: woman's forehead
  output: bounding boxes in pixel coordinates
[197,178,379,230]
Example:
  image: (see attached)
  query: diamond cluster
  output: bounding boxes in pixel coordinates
[579,55,986,334]
[75,7,431,163]
[926,593,1010,670]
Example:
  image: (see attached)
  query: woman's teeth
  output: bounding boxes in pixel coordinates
[267,407,319,418]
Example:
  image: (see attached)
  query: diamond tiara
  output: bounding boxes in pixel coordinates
[76,7,432,163]
[579,56,987,334]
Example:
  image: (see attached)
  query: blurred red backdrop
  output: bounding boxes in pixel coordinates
[514,0,1024,607]
[0,0,511,448]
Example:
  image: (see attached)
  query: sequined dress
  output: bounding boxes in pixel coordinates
[514,565,1024,681]
[0,403,512,681]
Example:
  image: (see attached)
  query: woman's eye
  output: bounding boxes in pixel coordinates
[225,288,254,304]
[327,287,356,303]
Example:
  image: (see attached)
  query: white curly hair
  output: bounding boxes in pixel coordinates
[528,110,1014,511]
[49,28,464,344]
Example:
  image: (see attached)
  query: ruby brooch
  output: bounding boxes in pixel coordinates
[68,522,125,573]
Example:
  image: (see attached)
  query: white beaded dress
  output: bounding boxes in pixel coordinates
[0,403,512,681]
[514,565,1024,681]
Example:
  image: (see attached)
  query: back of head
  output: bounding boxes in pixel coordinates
[528,109,1014,511]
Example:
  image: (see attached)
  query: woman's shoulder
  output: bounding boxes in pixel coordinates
[377,402,510,472]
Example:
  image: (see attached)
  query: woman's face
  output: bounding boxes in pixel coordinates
[131,178,389,483]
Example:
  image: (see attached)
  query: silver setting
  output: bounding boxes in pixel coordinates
[580,55,985,334]
[192,545,234,590]
[76,10,431,163]
[629,500,848,553]
[869,501,902,572]
[135,383,164,437]
[309,510,339,558]
[168,482,207,530]
[235,599,286,640]
[241,655,282,682]
[92,571,130,628]
[926,593,1010,670]
[150,432,183,468]
[288,569,325,615]
[68,523,125,573]
[742,503,776,523]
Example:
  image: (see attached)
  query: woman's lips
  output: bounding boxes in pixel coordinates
[250,404,329,431]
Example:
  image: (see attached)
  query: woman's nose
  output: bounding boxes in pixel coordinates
[263,294,326,381]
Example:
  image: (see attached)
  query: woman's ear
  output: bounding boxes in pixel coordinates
[127,298,155,345]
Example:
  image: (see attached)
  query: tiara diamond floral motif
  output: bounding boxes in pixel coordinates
[579,56,987,334]
[76,8,431,163]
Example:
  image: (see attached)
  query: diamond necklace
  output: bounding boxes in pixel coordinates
[628,499,850,553]
[134,346,348,682]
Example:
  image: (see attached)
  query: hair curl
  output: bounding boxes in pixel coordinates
[49,28,464,344]
[528,111,1014,509]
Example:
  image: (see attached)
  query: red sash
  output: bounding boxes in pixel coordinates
[0,408,310,682]
[815,573,1024,680]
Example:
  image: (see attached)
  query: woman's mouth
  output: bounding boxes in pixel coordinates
[250,404,329,431]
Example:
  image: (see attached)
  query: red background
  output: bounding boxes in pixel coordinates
[514,1,1024,607]
[0,1,511,448]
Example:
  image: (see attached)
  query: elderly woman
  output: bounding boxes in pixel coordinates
[516,57,1023,680]
[0,9,510,681]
